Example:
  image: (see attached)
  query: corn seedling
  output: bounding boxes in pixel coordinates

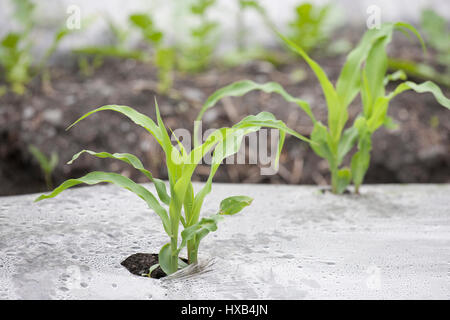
[177,0,218,73]
[129,13,175,93]
[288,2,332,53]
[29,145,59,190]
[0,0,77,94]
[0,0,34,94]
[74,17,148,77]
[195,23,450,194]
[222,0,285,67]
[35,101,310,276]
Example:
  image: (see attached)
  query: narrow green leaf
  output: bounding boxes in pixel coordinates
[67,150,171,205]
[179,214,223,252]
[277,32,343,140]
[394,81,450,109]
[195,80,316,144]
[67,105,162,144]
[310,122,335,166]
[34,171,171,235]
[337,126,359,165]
[336,23,396,108]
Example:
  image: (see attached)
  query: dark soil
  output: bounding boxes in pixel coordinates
[319,188,351,195]
[1,30,449,196]
[121,253,187,279]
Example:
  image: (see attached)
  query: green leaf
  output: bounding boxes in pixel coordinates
[335,168,351,194]
[351,132,372,193]
[34,171,171,235]
[219,196,253,215]
[187,126,257,226]
[310,122,335,167]
[182,182,194,227]
[129,14,153,29]
[158,243,176,275]
[393,81,450,109]
[28,145,52,173]
[74,46,148,61]
[195,80,315,146]
[191,0,216,15]
[146,263,160,277]
[67,105,162,144]
[337,126,359,165]
[1,33,21,49]
[234,111,312,144]
[67,150,170,205]
[288,3,332,52]
[277,32,343,141]
[387,58,450,88]
[179,214,223,252]
[384,70,407,86]
[421,9,450,52]
[337,23,395,109]
[129,13,163,45]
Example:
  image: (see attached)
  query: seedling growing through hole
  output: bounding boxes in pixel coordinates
[35,102,309,276]
[195,23,450,194]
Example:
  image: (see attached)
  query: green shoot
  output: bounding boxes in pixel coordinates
[74,16,148,77]
[129,13,175,93]
[222,0,285,67]
[288,2,332,53]
[177,0,218,72]
[0,0,78,94]
[35,102,310,276]
[195,23,450,194]
[0,0,34,95]
[29,145,59,190]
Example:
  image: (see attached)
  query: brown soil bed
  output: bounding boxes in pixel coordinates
[1,32,449,196]
[121,253,187,279]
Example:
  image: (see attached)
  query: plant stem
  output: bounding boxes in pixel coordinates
[187,237,198,264]
[331,169,338,194]
[44,172,53,190]
[170,236,178,273]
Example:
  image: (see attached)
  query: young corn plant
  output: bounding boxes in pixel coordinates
[129,13,175,93]
[288,2,332,53]
[222,0,285,67]
[35,102,309,276]
[74,16,148,77]
[178,0,218,72]
[0,0,34,94]
[0,0,77,94]
[28,145,59,190]
[194,23,450,194]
